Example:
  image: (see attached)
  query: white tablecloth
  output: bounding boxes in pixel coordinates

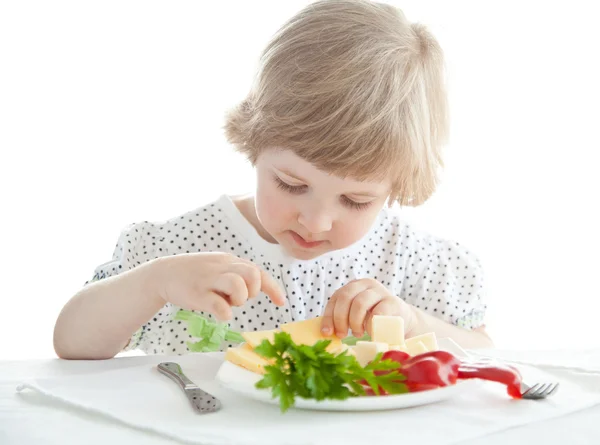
[2,348,600,445]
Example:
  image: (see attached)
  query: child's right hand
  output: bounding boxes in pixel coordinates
[149,252,286,320]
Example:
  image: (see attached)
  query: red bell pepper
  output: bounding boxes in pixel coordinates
[362,350,461,394]
[380,350,411,364]
[360,350,523,399]
[457,362,523,399]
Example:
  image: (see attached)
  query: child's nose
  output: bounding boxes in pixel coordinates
[298,207,333,234]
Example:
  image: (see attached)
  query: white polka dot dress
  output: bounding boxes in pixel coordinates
[89,195,487,355]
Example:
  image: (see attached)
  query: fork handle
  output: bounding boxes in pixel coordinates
[157,362,198,390]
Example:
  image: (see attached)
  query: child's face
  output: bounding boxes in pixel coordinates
[254,149,392,260]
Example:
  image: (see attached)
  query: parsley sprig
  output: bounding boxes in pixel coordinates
[175,310,244,352]
[176,310,369,352]
[254,331,407,412]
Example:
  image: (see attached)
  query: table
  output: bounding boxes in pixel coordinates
[2,348,600,445]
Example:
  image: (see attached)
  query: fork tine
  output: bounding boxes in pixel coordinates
[535,383,551,397]
[522,382,543,397]
[543,383,560,397]
[521,382,560,399]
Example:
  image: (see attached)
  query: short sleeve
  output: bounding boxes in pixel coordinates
[86,220,168,353]
[398,236,487,331]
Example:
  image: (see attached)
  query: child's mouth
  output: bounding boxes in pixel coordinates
[289,231,325,249]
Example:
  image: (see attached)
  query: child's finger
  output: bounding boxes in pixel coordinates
[332,292,354,338]
[320,294,337,335]
[228,262,261,298]
[258,267,286,306]
[204,292,233,321]
[213,272,249,306]
[231,258,285,306]
[325,280,376,337]
[366,298,400,334]
[348,289,382,337]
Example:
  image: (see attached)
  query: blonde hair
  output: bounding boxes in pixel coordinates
[224,0,448,206]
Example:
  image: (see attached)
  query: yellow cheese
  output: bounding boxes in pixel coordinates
[353,341,389,367]
[388,344,410,354]
[371,315,405,345]
[280,317,342,352]
[336,343,356,357]
[406,340,428,356]
[241,329,279,348]
[224,346,272,375]
[405,332,438,352]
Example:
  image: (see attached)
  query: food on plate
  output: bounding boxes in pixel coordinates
[389,343,410,353]
[240,329,279,349]
[457,362,522,399]
[365,350,462,394]
[252,330,407,412]
[405,332,439,352]
[280,317,343,353]
[406,341,428,356]
[353,341,389,366]
[224,343,272,375]
[223,315,523,412]
[371,315,405,345]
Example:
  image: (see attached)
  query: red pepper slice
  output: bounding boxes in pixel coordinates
[401,355,460,386]
[458,363,523,399]
[381,350,411,364]
[361,350,523,399]
[363,350,461,392]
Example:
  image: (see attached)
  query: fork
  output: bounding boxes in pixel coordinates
[520,381,560,400]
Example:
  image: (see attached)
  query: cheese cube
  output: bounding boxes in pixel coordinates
[388,344,410,354]
[371,315,406,346]
[241,329,279,348]
[224,346,272,375]
[328,342,350,355]
[405,332,438,352]
[353,341,389,367]
[406,341,428,356]
[331,343,356,357]
[280,317,342,353]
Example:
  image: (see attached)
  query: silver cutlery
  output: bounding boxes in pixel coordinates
[520,381,560,400]
[157,362,222,413]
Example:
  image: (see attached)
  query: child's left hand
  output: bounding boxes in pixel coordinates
[320,278,416,339]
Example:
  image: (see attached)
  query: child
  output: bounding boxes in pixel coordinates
[53,0,492,360]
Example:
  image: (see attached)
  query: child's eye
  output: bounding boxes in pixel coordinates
[341,196,372,211]
[274,176,307,194]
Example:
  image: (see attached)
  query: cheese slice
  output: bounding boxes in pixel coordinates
[224,345,272,375]
[280,317,342,352]
[241,329,279,348]
[353,341,389,367]
[371,315,405,345]
[406,340,428,356]
[405,332,438,352]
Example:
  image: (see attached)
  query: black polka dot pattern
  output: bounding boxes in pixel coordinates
[88,195,487,355]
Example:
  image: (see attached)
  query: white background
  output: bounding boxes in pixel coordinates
[1,1,598,360]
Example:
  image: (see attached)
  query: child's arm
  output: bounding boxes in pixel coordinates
[53,253,285,360]
[320,278,493,350]
[406,305,493,349]
[53,261,164,360]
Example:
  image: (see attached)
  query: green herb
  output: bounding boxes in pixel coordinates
[175,309,369,352]
[174,310,244,352]
[254,331,407,412]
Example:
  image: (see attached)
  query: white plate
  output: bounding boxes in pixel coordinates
[215,338,476,411]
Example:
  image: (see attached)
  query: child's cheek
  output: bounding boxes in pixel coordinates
[337,209,381,247]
